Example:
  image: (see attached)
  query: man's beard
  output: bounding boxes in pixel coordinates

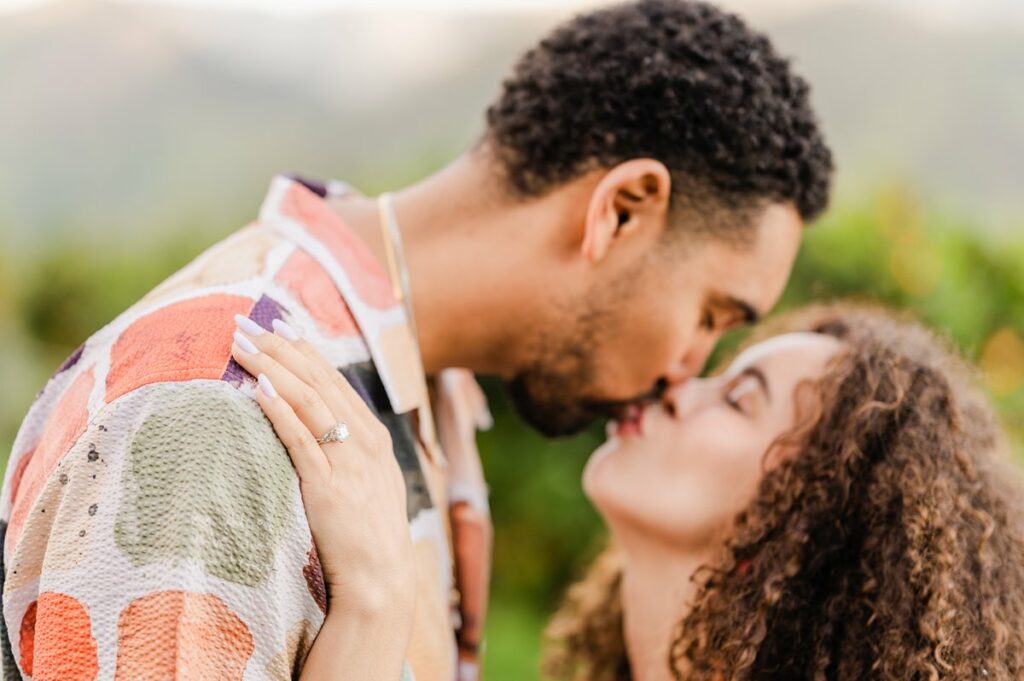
[506,325,668,437]
[508,283,656,437]
[507,368,660,438]
[506,369,606,437]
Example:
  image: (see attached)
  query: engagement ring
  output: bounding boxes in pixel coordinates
[316,422,350,445]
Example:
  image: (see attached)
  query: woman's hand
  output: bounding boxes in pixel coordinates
[231,315,415,680]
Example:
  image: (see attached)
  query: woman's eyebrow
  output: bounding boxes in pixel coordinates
[739,365,771,402]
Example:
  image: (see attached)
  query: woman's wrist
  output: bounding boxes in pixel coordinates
[301,595,414,681]
[326,573,417,622]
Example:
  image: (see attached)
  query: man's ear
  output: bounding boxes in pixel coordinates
[581,159,671,264]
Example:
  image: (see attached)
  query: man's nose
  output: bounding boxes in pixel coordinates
[663,332,718,385]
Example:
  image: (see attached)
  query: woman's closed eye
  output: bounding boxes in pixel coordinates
[724,372,765,414]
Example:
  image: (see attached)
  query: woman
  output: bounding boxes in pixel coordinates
[230,305,1024,680]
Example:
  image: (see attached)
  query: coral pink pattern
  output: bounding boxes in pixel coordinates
[115,591,253,680]
[276,249,360,337]
[17,600,35,674]
[22,593,98,681]
[6,367,94,556]
[279,183,397,309]
[105,294,253,404]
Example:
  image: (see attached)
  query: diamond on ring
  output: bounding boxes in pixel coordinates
[316,422,350,445]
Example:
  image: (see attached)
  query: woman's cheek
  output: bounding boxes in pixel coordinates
[584,439,682,532]
[674,430,769,519]
[583,413,771,542]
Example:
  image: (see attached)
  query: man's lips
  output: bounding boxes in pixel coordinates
[588,385,662,437]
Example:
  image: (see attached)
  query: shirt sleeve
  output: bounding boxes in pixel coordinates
[2,380,327,680]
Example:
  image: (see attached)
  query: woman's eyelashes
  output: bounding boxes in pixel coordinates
[723,374,761,415]
[724,391,744,413]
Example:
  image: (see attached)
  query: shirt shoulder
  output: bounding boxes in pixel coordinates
[2,380,327,681]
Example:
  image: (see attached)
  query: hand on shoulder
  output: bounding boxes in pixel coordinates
[230,316,416,622]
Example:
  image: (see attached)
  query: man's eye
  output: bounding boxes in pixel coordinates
[701,311,715,330]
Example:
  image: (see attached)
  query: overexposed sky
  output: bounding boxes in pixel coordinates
[1,0,1022,29]
[3,0,593,13]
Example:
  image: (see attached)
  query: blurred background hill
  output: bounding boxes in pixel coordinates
[1,1,1022,678]
[1,0,1023,252]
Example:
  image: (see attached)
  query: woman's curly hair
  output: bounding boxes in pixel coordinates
[544,305,1024,680]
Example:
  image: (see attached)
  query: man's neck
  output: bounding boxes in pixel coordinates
[326,150,592,377]
[619,537,716,681]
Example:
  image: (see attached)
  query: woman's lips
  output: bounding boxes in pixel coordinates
[614,403,645,437]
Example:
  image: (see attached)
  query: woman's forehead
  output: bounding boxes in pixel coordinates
[726,332,843,378]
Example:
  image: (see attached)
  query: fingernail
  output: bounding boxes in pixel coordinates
[272,318,300,341]
[257,373,278,399]
[234,314,266,336]
[233,330,259,355]
[477,407,494,431]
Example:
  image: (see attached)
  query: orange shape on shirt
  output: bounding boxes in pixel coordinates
[115,591,254,680]
[6,368,94,557]
[279,183,397,309]
[21,593,98,681]
[275,249,360,337]
[106,294,254,404]
[18,600,36,674]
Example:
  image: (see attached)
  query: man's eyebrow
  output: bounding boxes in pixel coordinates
[711,293,761,325]
[740,365,771,402]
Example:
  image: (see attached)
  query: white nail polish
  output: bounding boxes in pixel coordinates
[477,408,494,431]
[257,373,278,399]
[233,330,259,355]
[272,318,301,341]
[234,314,266,336]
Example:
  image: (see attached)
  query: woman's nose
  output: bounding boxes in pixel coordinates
[662,376,710,419]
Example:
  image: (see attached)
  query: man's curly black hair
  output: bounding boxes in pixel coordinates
[484,0,833,233]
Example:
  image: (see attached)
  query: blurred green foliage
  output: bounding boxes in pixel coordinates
[1,184,1022,680]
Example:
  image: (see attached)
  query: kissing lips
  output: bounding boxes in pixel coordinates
[614,403,645,437]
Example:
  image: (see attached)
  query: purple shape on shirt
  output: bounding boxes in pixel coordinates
[36,343,87,399]
[286,174,328,198]
[57,344,85,375]
[221,295,287,386]
[250,294,286,332]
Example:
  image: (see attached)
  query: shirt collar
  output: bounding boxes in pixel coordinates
[258,175,428,417]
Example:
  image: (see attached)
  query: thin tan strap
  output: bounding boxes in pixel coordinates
[377,193,442,462]
[377,192,405,304]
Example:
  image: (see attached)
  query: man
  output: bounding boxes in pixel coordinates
[0,1,831,679]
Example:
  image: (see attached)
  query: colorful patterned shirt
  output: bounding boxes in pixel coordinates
[0,176,487,680]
